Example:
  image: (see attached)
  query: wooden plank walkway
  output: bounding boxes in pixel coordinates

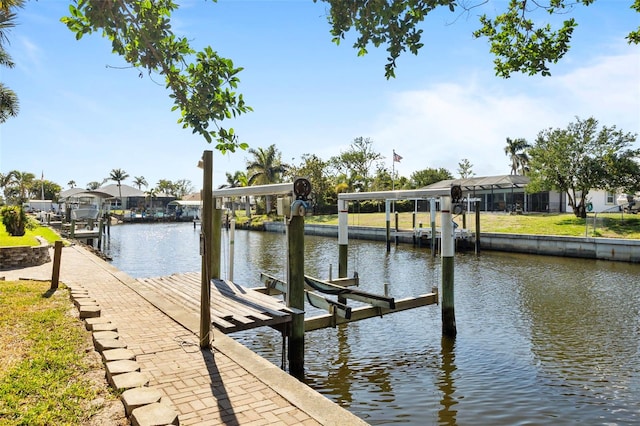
[136,272,294,333]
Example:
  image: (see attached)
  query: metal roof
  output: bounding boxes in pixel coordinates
[424,175,529,191]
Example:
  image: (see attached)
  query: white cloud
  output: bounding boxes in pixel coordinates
[369,47,640,178]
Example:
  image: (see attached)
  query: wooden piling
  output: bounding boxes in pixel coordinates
[430,199,436,257]
[338,199,348,278]
[475,201,481,254]
[441,197,457,338]
[97,219,104,250]
[287,214,305,378]
[386,200,391,252]
[228,220,235,282]
[200,151,213,348]
[50,240,63,290]
[212,198,222,280]
[394,211,399,246]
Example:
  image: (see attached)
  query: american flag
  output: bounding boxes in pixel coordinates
[393,151,403,163]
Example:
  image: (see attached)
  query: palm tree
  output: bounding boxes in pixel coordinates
[220,171,248,216]
[0,0,24,123]
[246,145,287,214]
[504,137,531,175]
[145,187,157,211]
[67,180,76,188]
[109,168,130,209]
[3,170,34,204]
[133,176,148,189]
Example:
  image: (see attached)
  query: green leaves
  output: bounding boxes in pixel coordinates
[528,117,639,216]
[317,0,448,79]
[61,0,251,152]
[473,0,577,77]
[317,0,638,78]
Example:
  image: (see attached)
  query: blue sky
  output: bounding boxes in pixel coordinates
[1,0,639,193]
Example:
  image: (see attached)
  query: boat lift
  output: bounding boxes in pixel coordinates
[199,149,466,375]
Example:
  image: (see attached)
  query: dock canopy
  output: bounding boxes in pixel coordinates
[167,200,201,220]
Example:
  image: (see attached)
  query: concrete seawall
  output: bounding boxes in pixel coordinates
[263,222,640,263]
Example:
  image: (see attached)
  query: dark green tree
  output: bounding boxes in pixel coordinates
[28,180,61,202]
[410,167,453,188]
[287,153,333,213]
[330,137,382,192]
[527,117,640,218]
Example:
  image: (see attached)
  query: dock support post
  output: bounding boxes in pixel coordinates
[287,214,305,378]
[385,200,391,252]
[228,219,235,281]
[430,199,436,257]
[50,240,63,290]
[394,211,399,246]
[70,219,76,239]
[475,201,481,255]
[338,199,348,278]
[97,219,104,250]
[200,150,213,349]
[212,197,222,279]
[441,196,457,338]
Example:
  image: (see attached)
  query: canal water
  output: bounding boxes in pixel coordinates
[104,222,640,425]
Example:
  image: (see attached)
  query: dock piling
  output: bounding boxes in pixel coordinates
[199,150,213,348]
[287,213,305,378]
[441,196,457,338]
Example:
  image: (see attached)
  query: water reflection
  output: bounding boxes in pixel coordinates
[438,337,457,426]
[106,223,640,424]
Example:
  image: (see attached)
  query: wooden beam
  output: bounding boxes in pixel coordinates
[304,294,438,332]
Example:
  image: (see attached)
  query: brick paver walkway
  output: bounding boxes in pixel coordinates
[1,244,367,425]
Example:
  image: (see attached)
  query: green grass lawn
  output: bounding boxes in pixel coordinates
[235,211,640,240]
[0,215,62,247]
[0,280,120,424]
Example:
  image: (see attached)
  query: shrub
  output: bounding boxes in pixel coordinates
[1,206,27,236]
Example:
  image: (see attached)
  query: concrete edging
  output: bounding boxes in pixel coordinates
[263,222,640,263]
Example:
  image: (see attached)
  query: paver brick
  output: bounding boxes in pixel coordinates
[130,402,179,426]
[102,348,136,362]
[109,371,149,390]
[121,387,164,416]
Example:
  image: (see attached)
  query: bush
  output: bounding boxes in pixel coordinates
[1,206,27,236]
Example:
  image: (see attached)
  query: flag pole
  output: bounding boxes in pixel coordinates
[392,150,395,191]
[392,150,395,214]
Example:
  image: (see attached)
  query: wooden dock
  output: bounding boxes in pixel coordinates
[136,272,295,333]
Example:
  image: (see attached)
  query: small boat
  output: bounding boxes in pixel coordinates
[61,191,112,222]
[71,197,101,220]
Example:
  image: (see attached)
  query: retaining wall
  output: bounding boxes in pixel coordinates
[0,237,51,270]
[263,222,640,263]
